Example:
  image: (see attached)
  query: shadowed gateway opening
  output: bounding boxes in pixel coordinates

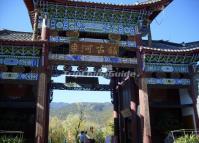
[49,67,113,142]
[49,65,138,143]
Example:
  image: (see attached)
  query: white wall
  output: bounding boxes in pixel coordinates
[193,75,199,118]
[179,88,193,105]
[180,88,196,129]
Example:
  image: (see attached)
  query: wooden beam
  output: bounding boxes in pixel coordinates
[32,9,39,41]
[147,20,152,47]
[52,83,110,91]
[35,16,50,143]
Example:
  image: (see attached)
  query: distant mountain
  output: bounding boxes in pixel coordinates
[50,102,69,109]
[50,102,113,126]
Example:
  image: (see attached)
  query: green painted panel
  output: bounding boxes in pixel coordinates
[38,3,147,35]
[144,54,199,64]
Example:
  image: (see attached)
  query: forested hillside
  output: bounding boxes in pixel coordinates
[50,102,112,126]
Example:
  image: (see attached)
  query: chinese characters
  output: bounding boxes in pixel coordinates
[70,42,119,56]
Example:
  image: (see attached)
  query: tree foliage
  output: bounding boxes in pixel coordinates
[49,103,114,143]
[0,136,23,143]
[49,117,65,143]
[175,134,199,143]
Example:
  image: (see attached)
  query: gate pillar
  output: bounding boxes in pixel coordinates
[112,77,119,143]
[130,79,138,143]
[139,78,151,143]
[35,16,50,143]
[35,73,49,143]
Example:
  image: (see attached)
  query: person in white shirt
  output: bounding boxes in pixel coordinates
[84,131,90,143]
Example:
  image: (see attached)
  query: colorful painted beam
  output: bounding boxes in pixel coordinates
[0,72,38,80]
[52,83,110,91]
[49,54,137,65]
[0,45,40,56]
[38,3,148,35]
[144,63,189,73]
[49,36,137,48]
[144,54,199,64]
[0,56,40,67]
[146,78,190,85]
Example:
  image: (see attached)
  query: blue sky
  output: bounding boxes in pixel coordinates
[0,0,199,103]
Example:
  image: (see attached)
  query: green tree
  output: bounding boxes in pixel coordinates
[49,117,66,143]
[94,130,105,143]
[49,102,114,143]
[63,104,86,143]
[175,134,199,143]
[0,136,23,143]
[63,114,85,143]
[103,117,114,137]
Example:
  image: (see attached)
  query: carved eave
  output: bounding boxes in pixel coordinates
[147,0,172,21]
[24,0,172,29]
[141,46,199,54]
[24,0,35,27]
[25,0,171,10]
[140,40,199,54]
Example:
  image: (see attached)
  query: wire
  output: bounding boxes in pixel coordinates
[155,8,165,26]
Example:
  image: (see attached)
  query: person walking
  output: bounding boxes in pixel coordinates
[78,131,85,143]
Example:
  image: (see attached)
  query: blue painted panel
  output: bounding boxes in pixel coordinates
[0,57,40,67]
[144,63,189,73]
[49,54,137,64]
[4,58,19,65]
[0,72,38,80]
[146,78,190,85]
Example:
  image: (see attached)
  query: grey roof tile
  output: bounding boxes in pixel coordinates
[142,40,199,52]
[0,29,32,41]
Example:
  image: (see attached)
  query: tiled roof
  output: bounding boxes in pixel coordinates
[185,41,199,48]
[29,0,170,7]
[0,29,32,41]
[142,40,199,52]
[138,0,163,5]
[65,0,164,6]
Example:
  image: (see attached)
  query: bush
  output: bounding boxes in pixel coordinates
[0,136,24,143]
[175,134,199,143]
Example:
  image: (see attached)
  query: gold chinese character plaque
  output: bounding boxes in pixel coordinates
[69,42,119,56]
